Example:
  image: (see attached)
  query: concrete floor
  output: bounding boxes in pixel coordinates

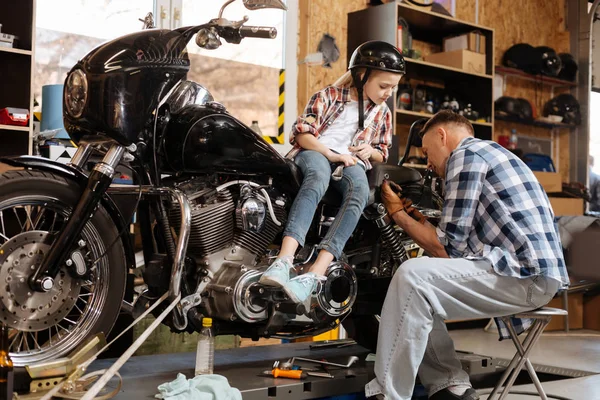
[449,328,600,399]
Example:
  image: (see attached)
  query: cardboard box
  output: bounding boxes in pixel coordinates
[549,197,584,216]
[424,49,486,75]
[444,31,486,54]
[583,293,600,331]
[545,292,583,331]
[533,171,562,193]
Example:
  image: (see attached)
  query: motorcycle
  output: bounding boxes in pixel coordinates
[0,0,442,367]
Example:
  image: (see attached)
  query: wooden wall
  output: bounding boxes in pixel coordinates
[298,0,573,180]
[297,0,367,113]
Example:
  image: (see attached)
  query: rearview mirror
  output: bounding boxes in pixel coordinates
[243,0,288,11]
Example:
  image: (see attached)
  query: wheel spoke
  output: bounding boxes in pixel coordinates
[73,303,84,314]
[9,331,20,350]
[23,334,30,352]
[13,208,25,232]
[17,331,24,352]
[32,206,46,229]
[32,331,41,351]
[0,210,6,241]
[24,206,35,231]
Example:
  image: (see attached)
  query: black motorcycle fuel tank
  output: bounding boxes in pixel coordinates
[161,104,290,175]
[63,29,191,145]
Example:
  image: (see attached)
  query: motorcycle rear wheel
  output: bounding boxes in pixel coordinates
[0,170,126,366]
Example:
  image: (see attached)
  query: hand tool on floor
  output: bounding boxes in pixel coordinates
[260,368,306,379]
[309,339,356,350]
[291,355,359,369]
[307,371,334,379]
[320,358,333,377]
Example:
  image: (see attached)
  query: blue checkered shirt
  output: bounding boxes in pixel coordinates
[436,137,569,340]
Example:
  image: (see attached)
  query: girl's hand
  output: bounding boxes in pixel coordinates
[349,143,374,161]
[328,152,358,167]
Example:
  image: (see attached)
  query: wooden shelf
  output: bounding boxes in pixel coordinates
[0,0,35,156]
[0,124,30,132]
[495,115,577,130]
[0,47,32,56]
[405,57,492,80]
[397,1,493,42]
[397,109,492,127]
[495,66,577,88]
[349,1,494,143]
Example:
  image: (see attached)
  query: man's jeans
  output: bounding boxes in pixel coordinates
[365,256,560,399]
[284,150,369,259]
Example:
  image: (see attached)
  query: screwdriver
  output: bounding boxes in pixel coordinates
[261,368,306,379]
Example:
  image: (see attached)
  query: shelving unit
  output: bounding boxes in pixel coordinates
[495,66,577,89]
[0,0,36,156]
[397,109,493,128]
[495,65,577,146]
[0,47,33,56]
[495,115,577,130]
[348,1,495,143]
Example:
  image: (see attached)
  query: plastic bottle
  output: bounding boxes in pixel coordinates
[250,120,262,136]
[195,318,214,376]
[0,325,14,400]
[508,128,518,150]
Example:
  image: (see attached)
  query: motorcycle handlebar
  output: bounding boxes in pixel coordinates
[239,26,277,39]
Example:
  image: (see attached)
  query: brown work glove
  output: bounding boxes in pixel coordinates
[381,180,406,216]
[381,180,428,224]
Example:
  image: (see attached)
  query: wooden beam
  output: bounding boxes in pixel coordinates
[297,0,311,115]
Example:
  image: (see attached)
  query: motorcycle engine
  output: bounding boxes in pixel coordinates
[166,178,358,331]
[169,181,286,261]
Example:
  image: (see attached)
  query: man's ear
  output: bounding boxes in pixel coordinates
[438,126,447,146]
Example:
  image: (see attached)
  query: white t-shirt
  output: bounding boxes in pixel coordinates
[318,101,359,156]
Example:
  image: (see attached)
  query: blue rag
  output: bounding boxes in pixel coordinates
[156,373,242,400]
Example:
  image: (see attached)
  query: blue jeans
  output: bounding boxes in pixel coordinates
[284,150,369,259]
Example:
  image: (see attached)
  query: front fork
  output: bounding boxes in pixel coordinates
[29,143,125,292]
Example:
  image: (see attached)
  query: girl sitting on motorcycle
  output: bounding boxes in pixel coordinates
[259,41,406,302]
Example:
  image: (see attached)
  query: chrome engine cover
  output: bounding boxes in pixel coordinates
[204,261,269,323]
[205,258,358,324]
[313,261,357,317]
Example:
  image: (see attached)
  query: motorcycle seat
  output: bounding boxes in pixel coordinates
[286,161,422,207]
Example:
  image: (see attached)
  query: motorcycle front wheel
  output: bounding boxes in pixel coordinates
[0,170,126,366]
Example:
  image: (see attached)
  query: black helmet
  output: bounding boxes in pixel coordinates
[543,93,581,125]
[349,41,405,130]
[535,46,562,77]
[494,96,519,118]
[515,98,534,120]
[503,43,537,74]
[557,53,578,82]
[349,41,406,74]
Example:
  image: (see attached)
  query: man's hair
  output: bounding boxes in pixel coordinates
[419,110,475,138]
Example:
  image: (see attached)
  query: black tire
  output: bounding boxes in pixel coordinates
[0,169,126,366]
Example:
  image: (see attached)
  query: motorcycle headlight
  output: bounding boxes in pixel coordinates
[64,69,88,118]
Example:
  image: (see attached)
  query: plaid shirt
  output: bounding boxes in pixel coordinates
[437,137,569,340]
[285,86,393,170]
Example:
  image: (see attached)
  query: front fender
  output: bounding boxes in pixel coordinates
[0,155,136,268]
